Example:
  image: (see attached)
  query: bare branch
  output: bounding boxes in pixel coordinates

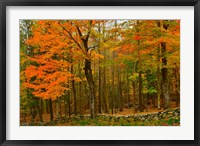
[76,25,82,38]
[58,22,83,50]
[85,20,92,43]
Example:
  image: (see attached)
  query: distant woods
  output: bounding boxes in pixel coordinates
[20,20,180,123]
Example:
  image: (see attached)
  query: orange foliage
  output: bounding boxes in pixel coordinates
[24,20,80,100]
[134,35,141,40]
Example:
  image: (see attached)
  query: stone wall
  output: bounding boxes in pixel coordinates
[21,108,180,126]
[73,108,180,122]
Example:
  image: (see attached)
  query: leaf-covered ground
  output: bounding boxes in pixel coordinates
[21,107,180,126]
[56,117,180,126]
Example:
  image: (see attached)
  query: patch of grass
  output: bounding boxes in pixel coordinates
[120,123,131,126]
[78,120,90,126]
[167,118,173,125]
[53,116,180,126]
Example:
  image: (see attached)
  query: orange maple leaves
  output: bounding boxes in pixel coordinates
[23,20,79,100]
[134,35,141,41]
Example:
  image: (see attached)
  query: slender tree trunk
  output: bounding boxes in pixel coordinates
[156,21,162,110]
[132,81,136,110]
[56,99,59,118]
[38,100,43,122]
[84,81,89,111]
[93,58,98,114]
[157,45,161,110]
[55,98,61,118]
[98,21,102,114]
[126,71,130,107]
[45,100,49,114]
[67,90,71,117]
[112,54,115,114]
[79,82,82,114]
[59,97,62,116]
[40,99,44,114]
[117,68,123,112]
[132,62,137,111]
[71,65,77,115]
[64,93,68,119]
[161,42,170,109]
[103,61,109,113]
[21,106,26,123]
[98,58,102,113]
[49,99,54,121]
[78,63,82,114]
[138,72,143,112]
[144,94,147,106]
[160,21,170,109]
[174,65,180,107]
[152,94,156,107]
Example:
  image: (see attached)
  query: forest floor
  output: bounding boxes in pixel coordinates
[56,116,180,126]
[21,102,180,126]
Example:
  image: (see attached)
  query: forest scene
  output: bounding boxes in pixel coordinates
[20,20,180,126]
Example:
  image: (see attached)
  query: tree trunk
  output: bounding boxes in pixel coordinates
[132,81,136,110]
[64,93,68,119]
[174,66,180,107]
[138,72,143,112]
[45,99,49,114]
[161,21,170,109]
[84,59,96,118]
[112,61,116,114]
[117,68,123,112]
[98,21,102,114]
[40,99,44,114]
[38,99,43,122]
[49,99,54,121]
[161,42,170,109]
[98,61,102,113]
[103,62,109,113]
[126,71,130,107]
[56,99,60,118]
[157,46,161,110]
[78,63,82,114]
[71,65,77,115]
[78,21,96,118]
[67,90,71,117]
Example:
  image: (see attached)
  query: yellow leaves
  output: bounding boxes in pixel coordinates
[109,47,119,53]
[91,51,104,60]
[82,77,87,81]
[72,49,85,60]
[74,77,82,82]
[140,49,151,55]
[129,73,147,81]
[129,73,139,81]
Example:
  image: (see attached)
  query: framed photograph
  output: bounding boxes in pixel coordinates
[0,0,199,145]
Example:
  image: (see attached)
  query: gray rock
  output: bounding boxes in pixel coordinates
[114,117,120,122]
[174,112,179,116]
[153,116,159,121]
[141,117,145,121]
[168,111,173,114]
[127,118,133,122]
[21,123,28,126]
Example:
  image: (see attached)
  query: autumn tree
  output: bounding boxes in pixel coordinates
[24,20,73,121]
